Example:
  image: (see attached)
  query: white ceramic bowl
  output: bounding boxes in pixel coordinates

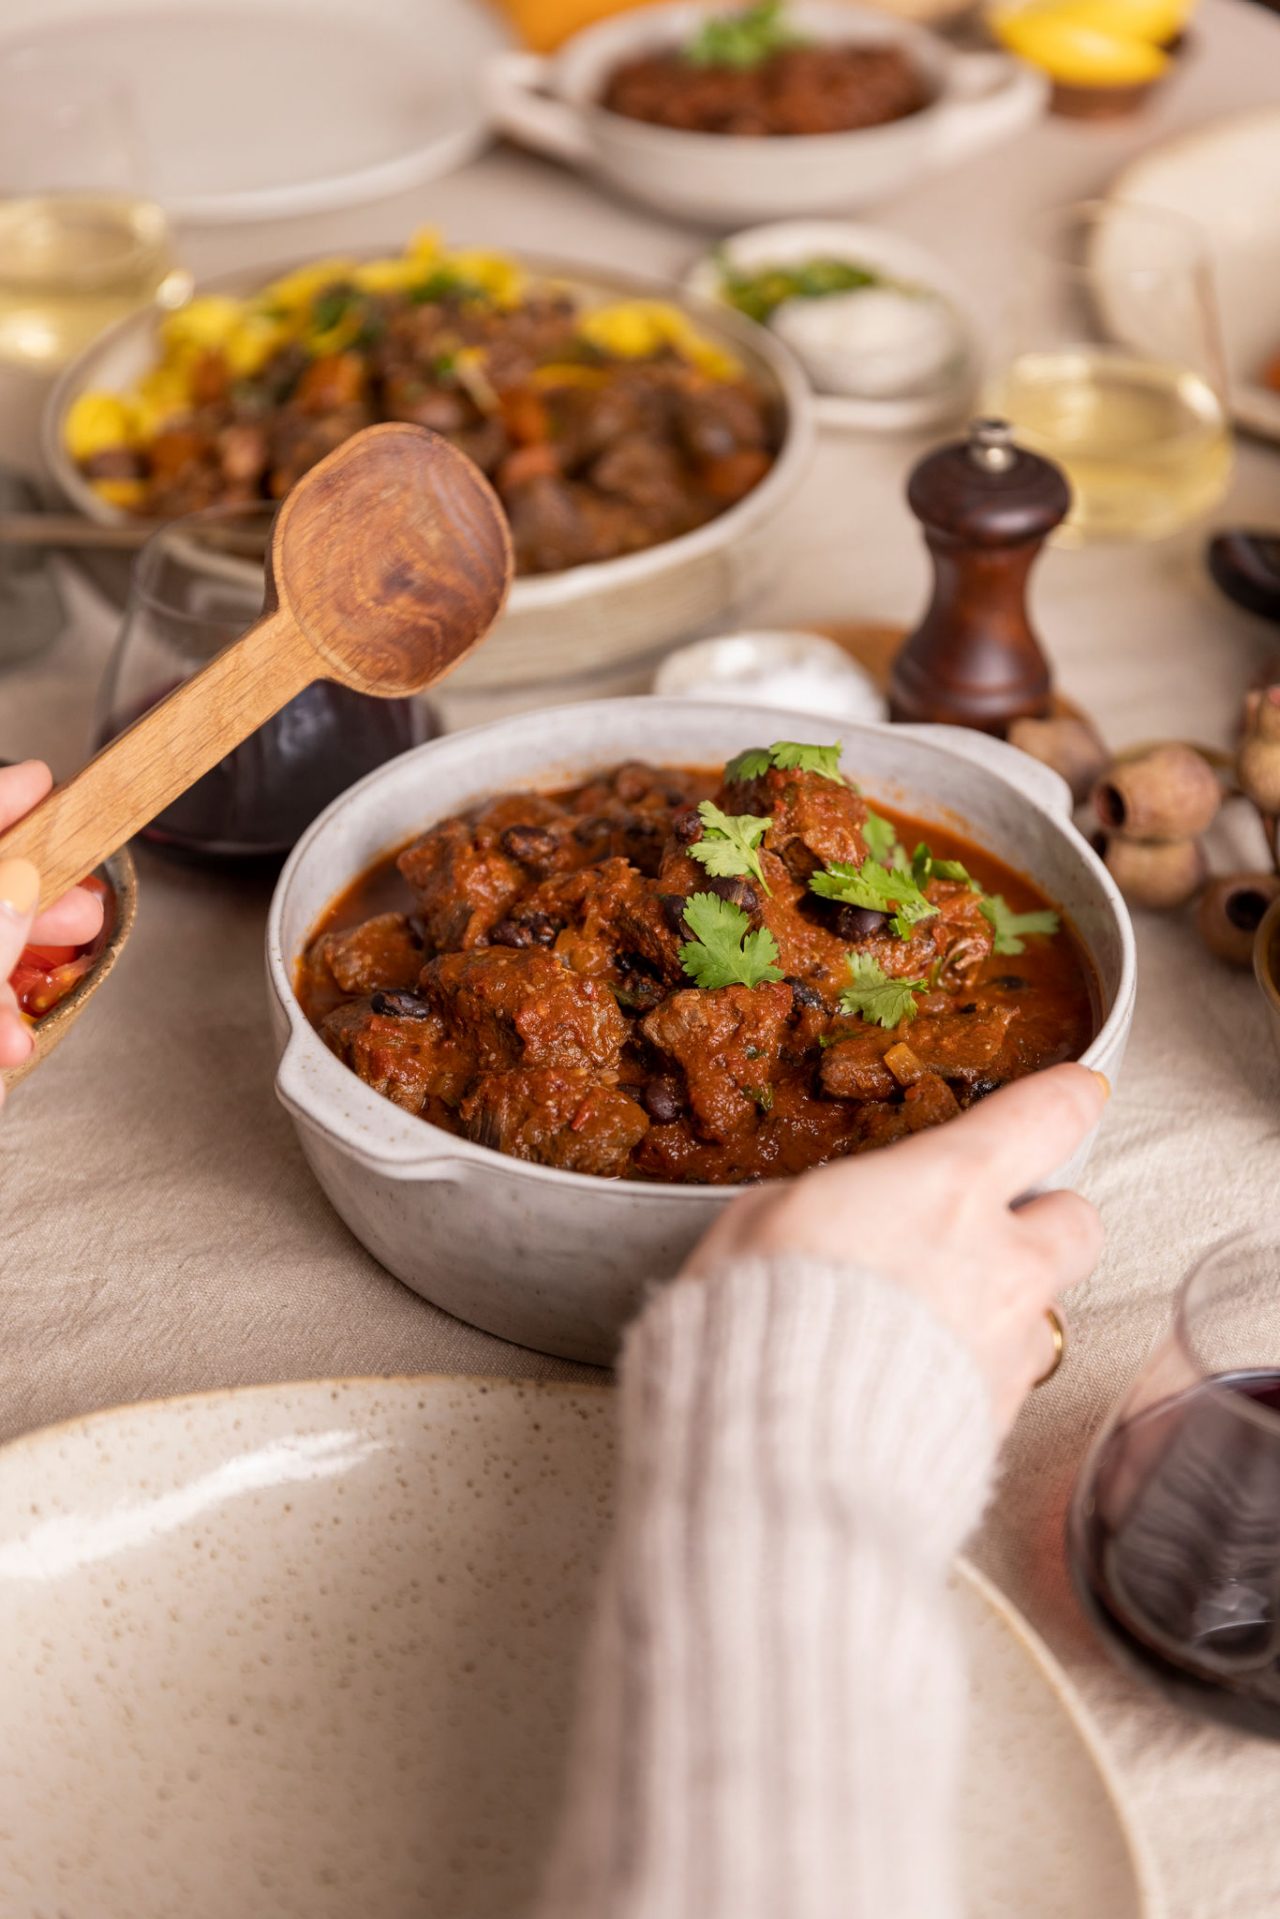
[684,219,981,431]
[487,2,1047,228]
[42,255,814,695]
[266,699,1136,1364]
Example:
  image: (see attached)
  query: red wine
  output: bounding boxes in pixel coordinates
[100,682,432,861]
[1071,1369,1280,1738]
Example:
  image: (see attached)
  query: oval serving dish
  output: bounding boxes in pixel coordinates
[2,846,137,1092]
[266,701,1135,1364]
[44,255,813,697]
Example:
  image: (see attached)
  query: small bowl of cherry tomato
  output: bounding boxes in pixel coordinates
[4,847,137,1090]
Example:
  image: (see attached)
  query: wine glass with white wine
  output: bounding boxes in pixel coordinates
[987,199,1233,544]
[0,49,190,371]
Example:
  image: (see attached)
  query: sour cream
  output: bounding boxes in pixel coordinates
[771,284,962,400]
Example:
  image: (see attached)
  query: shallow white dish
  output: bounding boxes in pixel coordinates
[653,627,889,720]
[685,219,980,431]
[266,698,1136,1363]
[0,1375,1153,1919]
[486,1,1046,229]
[43,253,813,693]
[0,0,506,223]
[1107,109,1280,445]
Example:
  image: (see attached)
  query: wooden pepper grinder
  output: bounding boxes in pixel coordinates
[888,418,1071,736]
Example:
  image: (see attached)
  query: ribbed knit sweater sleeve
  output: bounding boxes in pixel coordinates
[533,1256,998,1919]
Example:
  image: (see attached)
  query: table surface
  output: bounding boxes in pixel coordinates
[4,5,1280,1912]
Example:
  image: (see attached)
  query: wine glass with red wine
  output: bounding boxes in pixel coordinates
[1070,1231,1280,1738]
[94,503,435,863]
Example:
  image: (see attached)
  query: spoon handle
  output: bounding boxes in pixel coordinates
[0,605,313,909]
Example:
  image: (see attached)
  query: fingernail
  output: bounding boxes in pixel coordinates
[0,859,39,919]
[1091,1070,1111,1101]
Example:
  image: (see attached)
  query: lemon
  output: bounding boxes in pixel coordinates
[992,6,1171,82]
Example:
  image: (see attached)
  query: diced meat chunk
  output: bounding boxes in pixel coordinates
[907,1004,1016,1081]
[397,815,523,950]
[318,999,470,1115]
[719,763,870,884]
[641,981,792,1142]
[459,1069,648,1177]
[315,912,421,995]
[819,1024,896,1101]
[902,1073,961,1131]
[419,948,626,1073]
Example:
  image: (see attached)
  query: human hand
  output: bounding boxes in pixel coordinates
[681,1063,1108,1435]
[0,761,105,1097]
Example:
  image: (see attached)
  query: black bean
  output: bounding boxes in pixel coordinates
[957,1002,978,1016]
[489,913,558,949]
[833,904,888,940]
[671,807,703,845]
[659,892,690,934]
[642,1077,685,1124]
[708,876,760,913]
[500,823,557,865]
[786,976,826,1012]
[967,1077,1004,1102]
[573,816,611,849]
[992,974,1027,991]
[371,990,432,1020]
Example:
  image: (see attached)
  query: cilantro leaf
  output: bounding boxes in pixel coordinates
[687,800,773,893]
[863,809,903,868]
[769,740,844,783]
[678,892,785,991]
[684,0,803,69]
[980,895,1060,956]
[837,953,927,1029]
[724,739,845,785]
[809,857,938,941]
[911,841,972,889]
[724,745,773,784]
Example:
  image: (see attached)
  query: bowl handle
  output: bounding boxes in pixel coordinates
[898,723,1074,819]
[486,52,592,165]
[933,54,1047,166]
[275,1039,469,1183]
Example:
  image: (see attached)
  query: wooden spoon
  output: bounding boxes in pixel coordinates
[0,422,513,913]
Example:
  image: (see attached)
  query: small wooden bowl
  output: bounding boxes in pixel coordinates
[2,846,138,1092]
[1254,894,1280,1074]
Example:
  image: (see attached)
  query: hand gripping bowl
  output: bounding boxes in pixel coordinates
[267,701,1136,1363]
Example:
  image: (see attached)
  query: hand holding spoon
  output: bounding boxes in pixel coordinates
[0,423,513,912]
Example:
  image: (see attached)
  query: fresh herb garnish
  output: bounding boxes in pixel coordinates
[678,892,785,991]
[684,0,802,70]
[717,254,881,326]
[724,739,844,785]
[837,953,927,1030]
[911,841,971,888]
[979,895,1060,955]
[687,800,773,894]
[310,286,357,332]
[409,269,487,306]
[862,809,904,868]
[810,857,938,941]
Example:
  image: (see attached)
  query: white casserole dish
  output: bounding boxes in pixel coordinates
[266,700,1136,1363]
[43,256,814,694]
[487,2,1047,228]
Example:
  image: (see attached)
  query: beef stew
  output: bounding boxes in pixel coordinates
[297,743,1095,1186]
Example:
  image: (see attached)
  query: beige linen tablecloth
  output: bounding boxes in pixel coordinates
[4,5,1280,1911]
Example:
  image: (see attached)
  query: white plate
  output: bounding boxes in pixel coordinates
[685,220,981,432]
[1107,109,1280,445]
[0,0,507,222]
[0,1376,1153,1918]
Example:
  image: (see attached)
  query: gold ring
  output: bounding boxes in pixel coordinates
[1034,1307,1066,1387]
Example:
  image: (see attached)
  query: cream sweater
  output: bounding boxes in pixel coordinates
[535,1256,997,1919]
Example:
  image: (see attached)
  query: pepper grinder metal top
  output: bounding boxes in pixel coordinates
[888,418,1071,736]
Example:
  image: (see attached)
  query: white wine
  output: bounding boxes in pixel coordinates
[0,193,186,370]
[987,349,1233,544]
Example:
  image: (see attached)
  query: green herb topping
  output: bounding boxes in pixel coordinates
[862,809,904,868]
[687,800,773,894]
[684,0,802,70]
[979,895,1061,955]
[910,842,971,888]
[678,892,785,991]
[810,857,938,941]
[724,739,844,786]
[837,953,927,1029]
[717,254,881,327]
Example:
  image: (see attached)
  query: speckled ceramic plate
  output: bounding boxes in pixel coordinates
[0,1377,1154,1919]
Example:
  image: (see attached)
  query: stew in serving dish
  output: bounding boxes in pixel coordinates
[66,235,779,579]
[297,741,1095,1186]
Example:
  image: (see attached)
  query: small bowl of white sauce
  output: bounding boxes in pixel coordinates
[653,628,888,724]
[685,220,979,432]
